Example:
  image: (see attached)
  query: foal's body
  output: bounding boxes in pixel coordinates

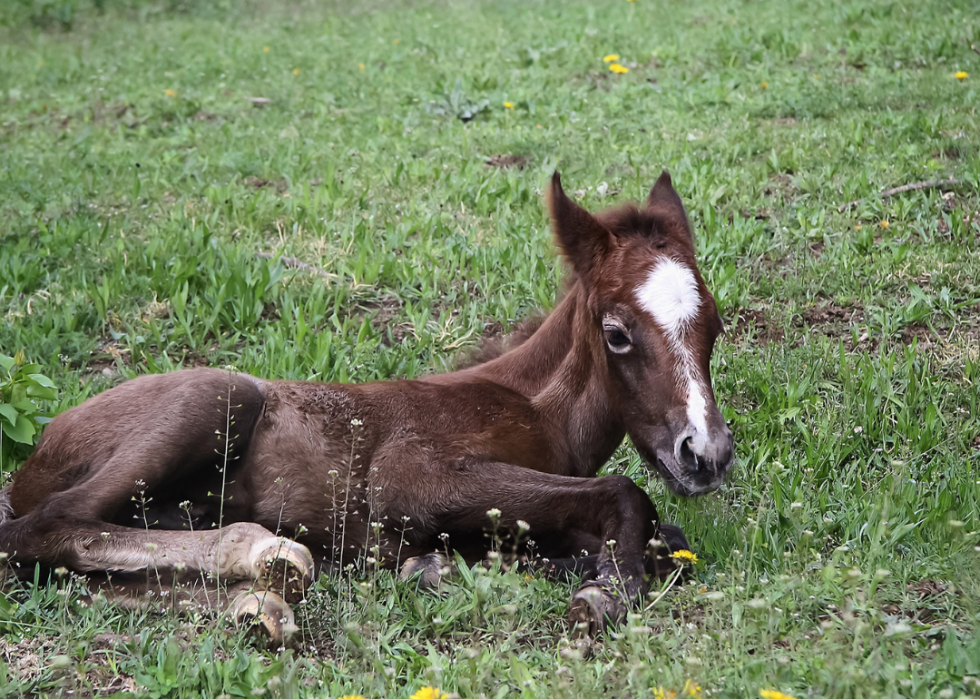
[1,172,734,641]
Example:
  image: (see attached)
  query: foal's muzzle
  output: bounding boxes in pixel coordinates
[669,425,734,495]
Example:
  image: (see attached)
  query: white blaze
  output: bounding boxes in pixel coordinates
[636,258,709,449]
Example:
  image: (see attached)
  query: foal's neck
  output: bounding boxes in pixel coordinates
[468,281,625,477]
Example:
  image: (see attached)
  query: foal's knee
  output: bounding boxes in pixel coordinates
[597,475,658,523]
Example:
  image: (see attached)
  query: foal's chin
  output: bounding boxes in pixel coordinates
[649,453,726,498]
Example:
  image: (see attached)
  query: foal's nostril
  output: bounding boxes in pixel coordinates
[678,437,702,471]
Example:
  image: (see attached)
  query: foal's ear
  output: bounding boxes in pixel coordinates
[647,170,692,236]
[547,171,611,282]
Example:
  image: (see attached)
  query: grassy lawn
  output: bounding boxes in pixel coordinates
[2,0,980,696]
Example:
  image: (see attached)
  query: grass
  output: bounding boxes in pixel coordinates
[1,0,980,696]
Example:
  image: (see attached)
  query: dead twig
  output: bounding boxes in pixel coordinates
[837,177,963,213]
[257,252,337,279]
[970,42,980,57]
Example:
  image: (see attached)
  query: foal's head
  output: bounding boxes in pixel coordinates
[548,171,734,497]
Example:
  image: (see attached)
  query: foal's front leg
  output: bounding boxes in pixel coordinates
[522,522,693,583]
[398,460,660,635]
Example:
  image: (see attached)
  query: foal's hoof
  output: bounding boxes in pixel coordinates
[250,538,314,604]
[400,553,448,590]
[229,590,298,648]
[568,584,628,638]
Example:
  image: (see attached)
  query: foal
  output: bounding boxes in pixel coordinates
[0,172,733,642]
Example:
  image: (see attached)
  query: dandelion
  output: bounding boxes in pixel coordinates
[761,81,768,88]
[339,695,366,699]
[609,63,629,74]
[263,46,270,53]
[503,101,514,109]
[293,68,300,75]
[855,225,862,230]
[954,71,968,80]
[165,89,177,97]
[393,39,400,44]
[603,54,620,63]
[684,680,703,698]
[410,688,446,699]
[671,549,698,564]
[760,691,797,699]
[880,220,890,229]
[358,63,366,71]
[653,688,677,699]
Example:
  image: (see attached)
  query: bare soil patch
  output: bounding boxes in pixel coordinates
[763,172,798,204]
[729,307,785,346]
[243,176,289,194]
[485,154,530,169]
[364,294,411,346]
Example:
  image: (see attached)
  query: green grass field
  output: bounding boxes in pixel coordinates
[2,0,980,696]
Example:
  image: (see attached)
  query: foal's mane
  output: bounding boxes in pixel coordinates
[458,313,548,368]
[458,276,577,368]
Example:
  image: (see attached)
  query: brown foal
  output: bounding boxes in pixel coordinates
[0,171,734,642]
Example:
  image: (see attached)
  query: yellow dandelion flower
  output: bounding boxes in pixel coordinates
[263,46,270,53]
[358,63,366,70]
[671,549,698,564]
[880,220,890,229]
[760,691,797,699]
[761,81,768,88]
[293,68,300,75]
[164,89,177,97]
[503,101,514,109]
[653,689,677,699]
[684,679,703,698]
[855,225,862,230]
[954,71,968,80]
[410,688,446,699]
[603,54,620,63]
[393,39,400,45]
[609,63,629,74]
[339,695,366,699]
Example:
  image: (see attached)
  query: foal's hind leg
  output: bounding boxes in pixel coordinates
[1,371,312,603]
[1,518,313,603]
[84,572,300,648]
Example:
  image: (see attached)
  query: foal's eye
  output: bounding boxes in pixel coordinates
[604,327,632,354]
